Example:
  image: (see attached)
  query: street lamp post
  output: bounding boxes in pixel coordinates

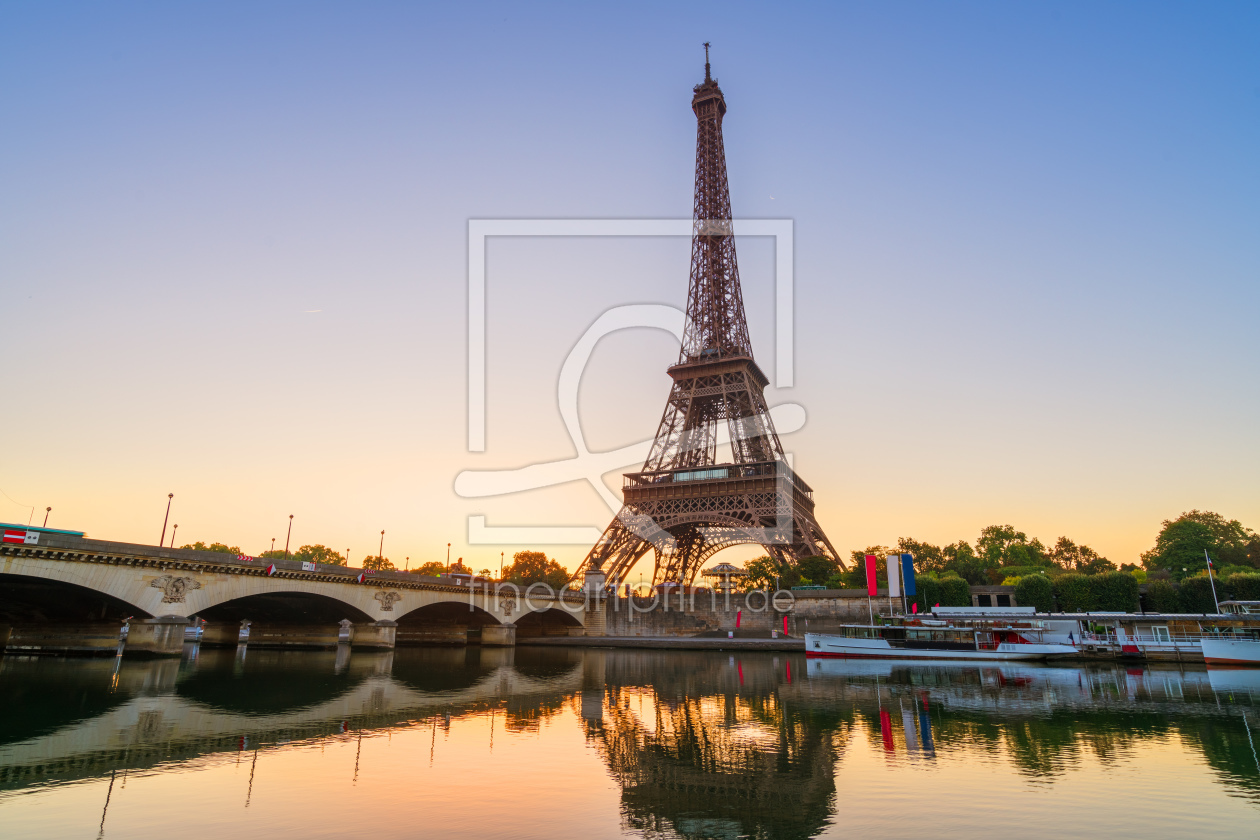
[378,530,385,566]
[446,542,451,572]
[283,515,293,561]
[42,507,51,528]
[500,551,504,580]
[271,538,276,555]
[159,494,173,547]
[171,524,178,548]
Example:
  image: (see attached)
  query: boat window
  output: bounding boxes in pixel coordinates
[1153,626,1171,643]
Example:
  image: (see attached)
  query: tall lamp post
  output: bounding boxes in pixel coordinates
[283,514,293,561]
[271,538,276,555]
[500,551,504,581]
[42,507,51,528]
[378,530,385,566]
[446,542,451,572]
[159,494,174,547]
[171,524,178,548]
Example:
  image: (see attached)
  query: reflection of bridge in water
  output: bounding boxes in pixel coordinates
[2,649,1258,836]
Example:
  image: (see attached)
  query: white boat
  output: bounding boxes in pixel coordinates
[1201,637,1260,666]
[805,617,1079,661]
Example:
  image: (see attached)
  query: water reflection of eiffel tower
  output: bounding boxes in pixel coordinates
[581,652,843,839]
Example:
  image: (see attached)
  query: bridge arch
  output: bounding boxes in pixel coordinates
[513,607,583,638]
[194,591,374,624]
[0,572,152,623]
[395,600,501,646]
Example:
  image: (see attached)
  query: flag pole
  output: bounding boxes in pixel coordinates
[1205,549,1221,613]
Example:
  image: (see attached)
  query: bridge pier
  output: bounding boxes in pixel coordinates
[2,617,186,657]
[241,622,343,650]
[481,624,516,646]
[200,620,250,647]
[125,617,188,656]
[348,620,397,650]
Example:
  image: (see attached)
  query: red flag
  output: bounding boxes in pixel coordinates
[912,602,918,614]
[865,554,878,596]
[735,609,742,629]
[782,615,789,635]
[880,709,895,752]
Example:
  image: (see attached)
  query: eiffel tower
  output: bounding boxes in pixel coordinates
[577,47,841,588]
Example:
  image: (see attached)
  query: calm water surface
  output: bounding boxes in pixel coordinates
[0,645,1257,839]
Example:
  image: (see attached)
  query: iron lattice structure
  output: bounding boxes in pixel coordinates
[576,51,841,587]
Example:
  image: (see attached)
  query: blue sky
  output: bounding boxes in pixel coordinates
[2,2,1257,571]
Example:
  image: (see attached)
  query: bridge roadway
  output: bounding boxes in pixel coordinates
[0,528,594,655]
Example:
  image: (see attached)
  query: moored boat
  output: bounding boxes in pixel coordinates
[805,615,1079,661]
[1201,637,1260,666]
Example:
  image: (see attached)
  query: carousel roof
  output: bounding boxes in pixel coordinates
[701,562,748,577]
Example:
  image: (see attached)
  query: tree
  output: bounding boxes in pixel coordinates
[294,544,347,566]
[909,576,943,612]
[897,538,945,573]
[1178,575,1218,613]
[1048,537,1115,575]
[796,555,838,586]
[411,561,448,576]
[1141,518,1216,578]
[181,541,242,554]
[1054,574,1096,612]
[362,555,396,571]
[258,549,286,559]
[503,551,570,589]
[939,576,972,607]
[1090,572,1139,612]
[941,541,993,585]
[1142,510,1256,577]
[1015,574,1054,612]
[1225,572,1260,601]
[740,556,780,591]
[1143,579,1180,613]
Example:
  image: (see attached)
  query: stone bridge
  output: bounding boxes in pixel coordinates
[0,525,595,655]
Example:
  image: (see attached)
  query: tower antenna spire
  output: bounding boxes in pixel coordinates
[703,42,711,82]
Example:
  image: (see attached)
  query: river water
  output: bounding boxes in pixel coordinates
[0,645,1256,839]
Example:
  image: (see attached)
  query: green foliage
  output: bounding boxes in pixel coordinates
[293,544,347,566]
[1178,575,1219,613]
[942,541,994,585]
[1142,510,1257,578]
[503,550,569,589]
[1224,573,1260,601]
[361,555,396,571]
[1143,579,1180,613]
[797,555,838,587]
[1054,574,1097,612]
[258,549,286,559]
[939,576,972,607]
[1000,566,1054,581]
[410,560,448,576]
[1015,574,1054,612]
[741,555,781,591]
[1090,571,1139,612]
[897,538,945,573]
[910,575,944,612]
[1048,537,1115,574]
[181,541,242,554]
